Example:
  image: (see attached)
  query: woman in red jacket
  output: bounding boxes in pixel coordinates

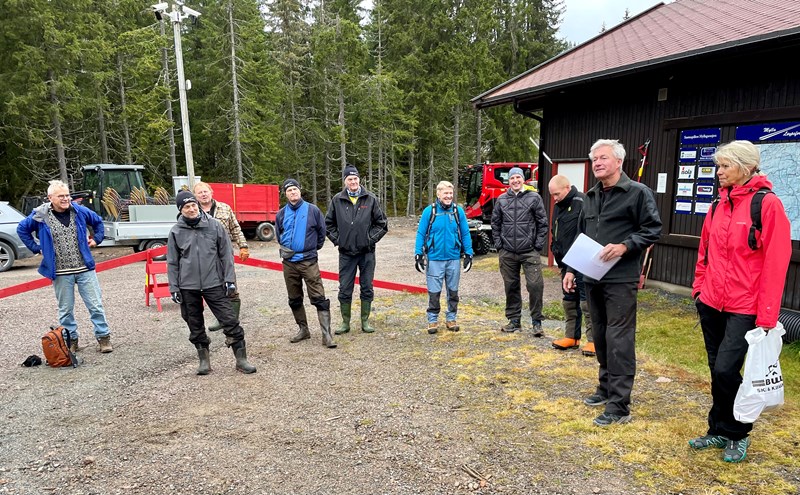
[689,140,791,463]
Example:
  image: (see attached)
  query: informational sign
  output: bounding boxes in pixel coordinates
[736,121,800,142]
[678,165,695,180]
[675,200,692,214]
[679,148,698,163]
[697,165,716,179]
[696,183,715,197]
[676,182,694,197]
[695,201,712,215]
[699,147,716,161]
[680,127,721,145]
[656,173,667,193]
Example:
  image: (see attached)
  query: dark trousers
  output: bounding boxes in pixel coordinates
[560,266,587,339]
[283,259,329,309]
[586,281,638,416]
[180,285,244,348]
[498,250,544,322]
[338,251,376,303]
[695,300,755,441]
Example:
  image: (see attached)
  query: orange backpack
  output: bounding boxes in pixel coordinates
[41,326,77,368]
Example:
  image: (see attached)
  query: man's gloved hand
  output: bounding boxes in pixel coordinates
[414,254,426,273]
[239,247,250,261]
[171,292,182,304]
[225,282,237,297]
[463,255,473,273]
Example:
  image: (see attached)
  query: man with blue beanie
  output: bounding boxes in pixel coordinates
[276,178,336,348]
[491,167,549,335]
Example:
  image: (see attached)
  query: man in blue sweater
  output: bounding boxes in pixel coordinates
[414,181,473,334]
[276,178,336,348]
[17,180,112,353]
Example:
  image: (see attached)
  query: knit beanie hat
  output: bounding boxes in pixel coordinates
[176,189,198,210]
[342,164,359,180]
[282,178,301,193]
[508,167,524,179]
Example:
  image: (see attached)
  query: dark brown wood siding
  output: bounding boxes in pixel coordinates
[520,41,800,310]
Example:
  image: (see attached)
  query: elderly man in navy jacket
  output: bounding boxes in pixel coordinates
[276,178,336,349]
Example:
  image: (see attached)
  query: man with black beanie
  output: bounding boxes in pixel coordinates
[325,164,388,334]
[167,189,257,375]
[276,178,337,348]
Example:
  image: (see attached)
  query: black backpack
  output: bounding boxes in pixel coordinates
[704,187,773,264]
[423,203,464,255]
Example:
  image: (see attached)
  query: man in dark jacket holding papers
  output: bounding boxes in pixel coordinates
[564,139,661,427]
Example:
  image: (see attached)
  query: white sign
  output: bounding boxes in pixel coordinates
[656,173,667,193]
[695,202,712,215]
[698,165,716,179]
[678,165,695,180]
[675,201,692,213]
[676,182,694,197]
[680,149,698,161]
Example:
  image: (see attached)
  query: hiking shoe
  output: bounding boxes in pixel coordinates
[500,320,521,333]
[593,412,632,427]
[445,321,460,332]
[581,342,596,357]
[427,322,439,334]
[723,437,751,463]
[97,335,113,353]
[688,434,729,450]
[69,338,79,354]
[552,337,580,350]
[532,320,544,337]
[583,393,608,407]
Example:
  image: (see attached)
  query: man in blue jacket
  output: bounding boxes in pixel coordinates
[17,180,113,353]
[276,178,336,348]
[414,181,473,334]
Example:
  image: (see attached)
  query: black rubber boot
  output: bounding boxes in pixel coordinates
[335,302,352,335]
[290,305,311,343]
[318,309,337,348]
[231,340,256,374]
[196,345,211,375]
[361,301,375,333]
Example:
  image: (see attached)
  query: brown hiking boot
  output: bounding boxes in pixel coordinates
[552,337,580,350]
[97,336,113,353]
[500,320,521,333]
[445,321,460,332]
[427,322,439,334]
[581,342,596,357]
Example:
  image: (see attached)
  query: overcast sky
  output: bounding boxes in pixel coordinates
[558,0,667,45]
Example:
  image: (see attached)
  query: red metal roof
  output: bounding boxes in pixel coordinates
[474,0,800,107]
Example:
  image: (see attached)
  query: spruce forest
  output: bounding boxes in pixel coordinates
[0,0,568,213]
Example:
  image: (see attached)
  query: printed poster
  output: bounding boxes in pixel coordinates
[676,182,694,197]
[675,200,692,214]
[695,201,712,215]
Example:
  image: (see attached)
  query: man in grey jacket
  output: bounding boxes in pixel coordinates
[564,139,661,427]
[167,190,256,375]
[491,167,549,336]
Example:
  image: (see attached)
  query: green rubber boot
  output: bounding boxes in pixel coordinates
[335,302,352,335]
[209,297,241,332]
[361,301,375,333]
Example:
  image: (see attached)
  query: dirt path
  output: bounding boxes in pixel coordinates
[0,217,794,495]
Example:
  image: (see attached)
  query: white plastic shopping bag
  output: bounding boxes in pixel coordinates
[733,323,785,423]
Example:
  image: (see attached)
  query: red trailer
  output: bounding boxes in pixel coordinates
[208,183,280,241]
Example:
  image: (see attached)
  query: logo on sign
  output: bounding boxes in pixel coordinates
[697,185,714,196]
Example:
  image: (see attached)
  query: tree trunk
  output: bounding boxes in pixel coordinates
[367,137,373,189]
[453,104,460,188]
[405,145,415,216]
[390,149,397,217]
[47,69,68,182]
[428,147,434,205]
[97,101,109,164]
[228,0,244,183]
[117,53,132,164]
[475,107,482,166]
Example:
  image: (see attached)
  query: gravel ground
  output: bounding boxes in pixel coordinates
[0,217,671,494]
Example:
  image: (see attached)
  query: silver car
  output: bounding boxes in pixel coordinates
[0,201,35,272]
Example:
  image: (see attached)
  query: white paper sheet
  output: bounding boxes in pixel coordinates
[561,233,622,280]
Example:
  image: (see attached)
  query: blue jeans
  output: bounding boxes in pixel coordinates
[52,270,110,341]
[426,259,461,323]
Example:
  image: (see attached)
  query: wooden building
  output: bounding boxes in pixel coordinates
[472,0,800,311]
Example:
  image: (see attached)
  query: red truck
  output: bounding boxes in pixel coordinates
[459,162,538,254]
[207,182,280,242]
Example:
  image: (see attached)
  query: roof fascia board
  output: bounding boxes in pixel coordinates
[474,27,800,110]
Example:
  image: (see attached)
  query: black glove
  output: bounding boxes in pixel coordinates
[225,282,237,297]
[414,254,426,273]
[462,255,473,273]
[171,292,182,304]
